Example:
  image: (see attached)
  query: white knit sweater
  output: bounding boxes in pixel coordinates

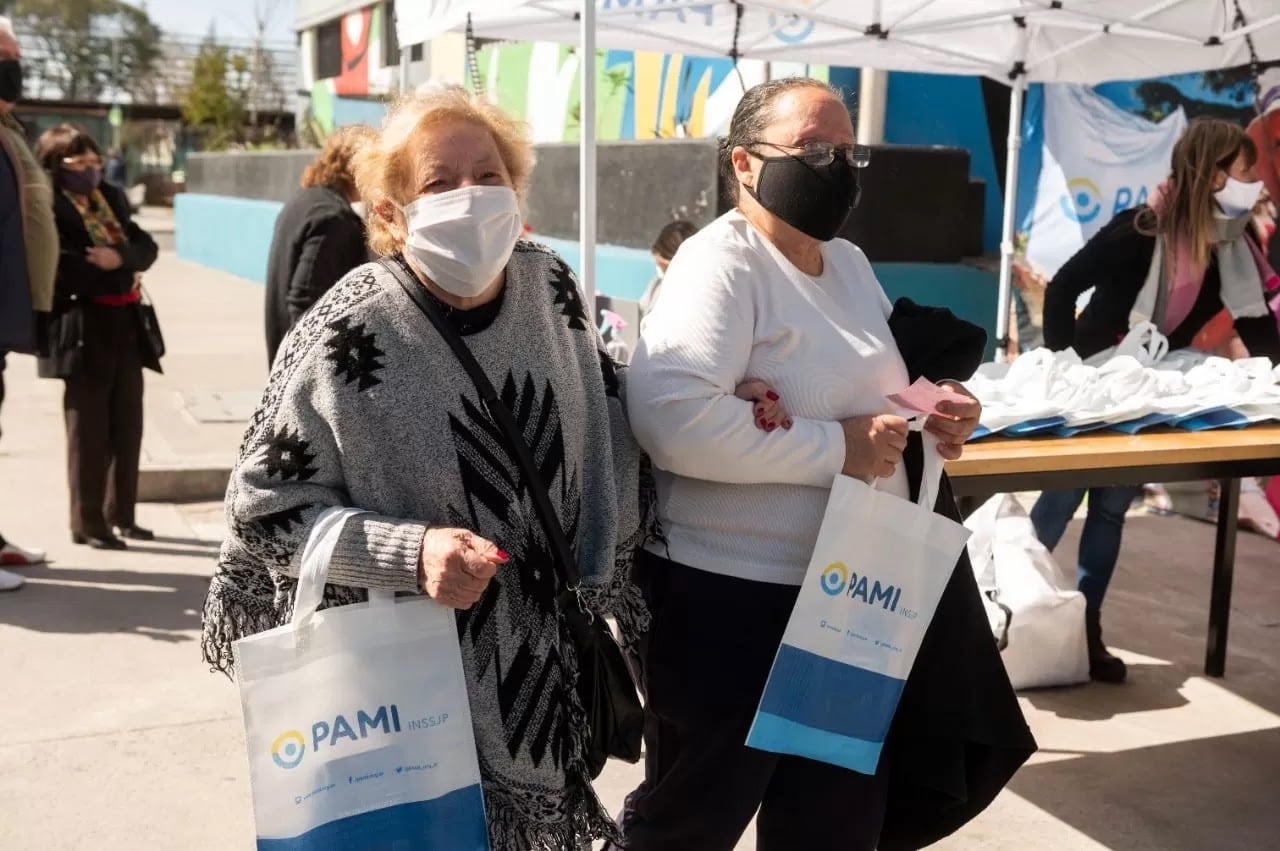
[628,211,911,586]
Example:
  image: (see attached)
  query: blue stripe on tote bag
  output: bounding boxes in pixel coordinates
[747,436,972,774]
[234,508,490,850]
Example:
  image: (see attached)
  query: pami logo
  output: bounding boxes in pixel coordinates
[270,705,451,770]
[817,561,903,612]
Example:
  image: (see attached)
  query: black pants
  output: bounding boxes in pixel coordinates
[616,551,891,851]
[63,307,144,538]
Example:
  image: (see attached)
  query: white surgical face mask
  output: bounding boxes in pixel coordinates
[1214,176,1264,218]
[400,185,522,298]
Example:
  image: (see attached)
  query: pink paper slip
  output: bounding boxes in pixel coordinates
[887,378,971,416]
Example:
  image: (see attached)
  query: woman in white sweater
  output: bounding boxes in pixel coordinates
[620,78,982,850]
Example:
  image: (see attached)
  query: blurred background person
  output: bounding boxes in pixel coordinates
[35,124,159,551]
[639,218,697,318]
[0,15,56,582]
[264,124,374,366]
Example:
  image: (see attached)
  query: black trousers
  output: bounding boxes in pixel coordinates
[63,307,145,538]
[616,550,891,851]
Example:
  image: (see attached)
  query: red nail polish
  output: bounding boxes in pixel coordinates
[766,422,777,432]
[783,419,793,429]
[766,391,780,401]
[496,549,510,561]
[757,418,766,428]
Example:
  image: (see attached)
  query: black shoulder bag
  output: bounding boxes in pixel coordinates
[380,258,643,778]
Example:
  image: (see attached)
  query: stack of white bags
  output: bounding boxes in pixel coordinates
[965,495,1090,691]
[967,323,1280,439]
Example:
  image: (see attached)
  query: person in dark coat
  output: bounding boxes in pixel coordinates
[1035,119,1280,684]
[34,124,159,551]
[0,17,58,578]
[264,124,373,365]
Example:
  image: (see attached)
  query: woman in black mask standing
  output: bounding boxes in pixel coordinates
[36,124,158,550]
[619,79,1014,851]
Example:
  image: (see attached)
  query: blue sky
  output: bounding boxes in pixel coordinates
[141,0,297,45]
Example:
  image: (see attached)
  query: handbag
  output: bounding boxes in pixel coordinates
[233,507,489,849]
[379,257,643,779]
[136,284,166,362]
[746,434,972,774]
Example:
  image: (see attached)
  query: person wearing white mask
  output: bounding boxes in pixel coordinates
[201,88,646,850]
[1036,118,1280,684]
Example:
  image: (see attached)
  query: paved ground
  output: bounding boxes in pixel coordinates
[2,242,1279,849]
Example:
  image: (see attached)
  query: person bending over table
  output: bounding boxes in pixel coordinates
[1037,119,1280,683]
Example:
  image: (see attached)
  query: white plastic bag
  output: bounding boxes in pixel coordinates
[965,495,1090,690]
[747,436,972,774]
[234,508,489,850]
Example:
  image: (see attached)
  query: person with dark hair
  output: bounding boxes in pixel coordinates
[264,124,374,365]
[620,77,1031,850]
[1035,119,1280,684]
[34,123,159,551]
[639,218,698,317]
[0,15,57,583]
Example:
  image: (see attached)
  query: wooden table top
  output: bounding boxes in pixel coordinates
[948,425,1280,479]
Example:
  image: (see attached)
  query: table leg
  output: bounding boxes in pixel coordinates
[1205,478,1241,678]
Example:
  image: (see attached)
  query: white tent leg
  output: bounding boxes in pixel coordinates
[856,68,888,145]
[580,0,598,310]
[995,74,1027,363]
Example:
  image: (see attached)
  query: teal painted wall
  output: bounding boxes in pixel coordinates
[175,194,283,284]
[175,194,995,359]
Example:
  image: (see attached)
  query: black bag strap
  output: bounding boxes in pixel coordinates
[379,257,583,589]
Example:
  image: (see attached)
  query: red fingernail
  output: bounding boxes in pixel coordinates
[766,391,780,401]
[496,549,510,561]
[783,418,793,429]
[766,422,777,432]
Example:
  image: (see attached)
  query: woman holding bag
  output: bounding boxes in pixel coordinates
[35,124,159,550]
[622,78,1032,851]
[202,88,645,850]
[1035,119,1280,684]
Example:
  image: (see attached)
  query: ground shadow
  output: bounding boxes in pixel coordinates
[1049,513,1280,718]
[1020,663,1191,721]
[117,543,221,559]
[0,563,210,641]
[1010,728,1280,850]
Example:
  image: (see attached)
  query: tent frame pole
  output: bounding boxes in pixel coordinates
[580,0,598,311]
[996,71,1027,362]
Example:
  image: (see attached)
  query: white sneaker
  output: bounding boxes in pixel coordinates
[0,568,23,592]
[0,540,47,567]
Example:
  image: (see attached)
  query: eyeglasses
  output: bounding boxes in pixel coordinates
[748,141,872,169]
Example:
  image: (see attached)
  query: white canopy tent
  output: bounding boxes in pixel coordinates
[397,1,1280,350]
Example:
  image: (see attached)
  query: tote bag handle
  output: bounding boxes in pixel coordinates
[870,431,945,512]
[292,507,394,630]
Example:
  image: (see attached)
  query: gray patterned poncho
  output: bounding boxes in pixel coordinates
[201,246,648,850]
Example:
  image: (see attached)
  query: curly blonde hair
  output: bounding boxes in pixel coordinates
[301,124,376,197]
[355,88,535,257]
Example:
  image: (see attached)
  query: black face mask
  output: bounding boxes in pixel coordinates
[744,154,860,242]
[0,59,21,104]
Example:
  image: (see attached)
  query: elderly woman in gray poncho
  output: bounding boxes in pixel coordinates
[200,88,646,850]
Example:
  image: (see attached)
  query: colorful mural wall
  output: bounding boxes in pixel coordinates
[476,41,829,143]
[304,2,396,136]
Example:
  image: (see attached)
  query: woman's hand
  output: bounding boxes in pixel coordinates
[926,381,982,461]
[735,379,792,431]
[418,528,509,609]
[840,415,909,479]
[85,246,123,271]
